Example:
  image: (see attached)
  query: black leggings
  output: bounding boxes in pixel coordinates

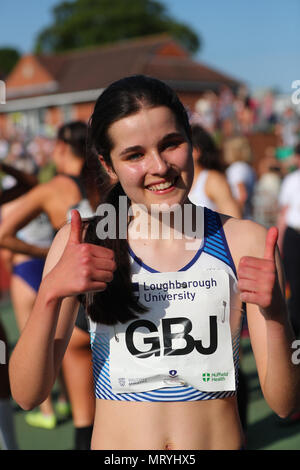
[282,227,300,338]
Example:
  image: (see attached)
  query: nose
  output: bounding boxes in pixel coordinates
[148,150,170,175]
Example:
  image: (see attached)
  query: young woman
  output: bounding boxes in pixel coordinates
[8,76,299,450]
[0,121,98,448]
[188,124,241,218]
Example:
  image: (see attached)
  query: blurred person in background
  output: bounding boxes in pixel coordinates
[0,321,18,449]
[188,124,248,431]
[188,124,241,219]
[276,141,300,424]
[0,151,43,451]
[0,138,66,436]
[191,91,218,134]
[252,148,282,228]
[0,121,101,449]
[223,136,256,220]
[279,107,299,149]
[277,143,300,340]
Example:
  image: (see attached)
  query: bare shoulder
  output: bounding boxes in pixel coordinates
[208,169,225,179]
[207,170,227,186]
[220,215,268,264]
[46,175,73,189]
[206,170,231,194]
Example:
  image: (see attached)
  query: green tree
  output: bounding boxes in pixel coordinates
[34,0,200,54]
[0,48,21,76]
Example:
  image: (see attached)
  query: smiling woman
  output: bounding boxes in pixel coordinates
[8,75,300,451]
[103,106,193,210]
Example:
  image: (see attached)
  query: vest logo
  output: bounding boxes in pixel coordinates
[169,370,177,377]
[202,371,229,383]
[118,378,126,387]
[125,317,218,358]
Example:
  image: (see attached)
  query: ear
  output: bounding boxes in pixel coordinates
[98,155,118,182]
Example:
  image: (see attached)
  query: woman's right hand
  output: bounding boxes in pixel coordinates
[45,210,116,300]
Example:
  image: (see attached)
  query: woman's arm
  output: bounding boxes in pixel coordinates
[0,162,38,188]
[0,184,53,257]
[0,162,38,204]
[9,211,116,409]
[237,223,300,417]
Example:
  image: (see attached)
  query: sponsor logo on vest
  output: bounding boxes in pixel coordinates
[125,317,218,358]
[118,378,126,387]
[202,371,229,382]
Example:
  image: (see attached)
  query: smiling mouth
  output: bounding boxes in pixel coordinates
[146,177,178,192]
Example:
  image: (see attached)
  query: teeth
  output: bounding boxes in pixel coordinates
[148,180,174,191]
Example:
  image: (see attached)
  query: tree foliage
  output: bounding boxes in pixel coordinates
[34,0,200,54]
[0,48,21,76]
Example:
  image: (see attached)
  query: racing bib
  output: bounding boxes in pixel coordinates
[109,269,236,393]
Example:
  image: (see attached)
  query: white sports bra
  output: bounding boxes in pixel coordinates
[189,170,217,211]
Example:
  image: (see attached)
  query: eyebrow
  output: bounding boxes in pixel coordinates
[119,145,143,157]
[119,132,185,157]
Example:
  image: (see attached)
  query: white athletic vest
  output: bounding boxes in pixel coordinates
[89,207,243,402]
[188,170,217,211]
[17,213,54,248]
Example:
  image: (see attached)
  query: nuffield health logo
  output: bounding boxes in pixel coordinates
[0,80,6,105]
[202,373,210,382]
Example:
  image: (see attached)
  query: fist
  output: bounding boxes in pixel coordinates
[52,210,116,298]
[237,226,278,310]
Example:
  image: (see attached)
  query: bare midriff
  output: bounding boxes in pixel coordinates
[91,396,244,450]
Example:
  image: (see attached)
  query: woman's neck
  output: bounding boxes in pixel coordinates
[59,156,84,176]
[128,200,201,244]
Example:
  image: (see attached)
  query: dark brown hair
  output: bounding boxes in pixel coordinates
[58,121,102,210]
[191,124,225,172]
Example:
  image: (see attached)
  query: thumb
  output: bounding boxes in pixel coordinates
[68,209,82,245]
[264,226,278,261]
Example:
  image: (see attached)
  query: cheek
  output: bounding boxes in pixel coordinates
[116,164,145,189]
[172,146,193,172]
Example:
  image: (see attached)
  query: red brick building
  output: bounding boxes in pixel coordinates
[0,35,241,136]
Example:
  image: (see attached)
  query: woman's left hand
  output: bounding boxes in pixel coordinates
[237,226,282,315]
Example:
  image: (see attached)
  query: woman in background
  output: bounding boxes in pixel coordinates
[189,124,241,218]
[0,121,100,449]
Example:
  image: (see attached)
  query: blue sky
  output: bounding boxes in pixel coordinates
[0,0,299,93]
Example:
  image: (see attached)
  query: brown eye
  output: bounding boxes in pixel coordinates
[127,152,143,160]
[162,141,180,151]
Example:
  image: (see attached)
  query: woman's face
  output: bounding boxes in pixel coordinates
[52,139,65,170]
[105,106,194,211]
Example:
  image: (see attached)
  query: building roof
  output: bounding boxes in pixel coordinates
[4,34,241,109]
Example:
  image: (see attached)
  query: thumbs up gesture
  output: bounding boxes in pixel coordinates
[49,210,116,299]
[237,226,279,312]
